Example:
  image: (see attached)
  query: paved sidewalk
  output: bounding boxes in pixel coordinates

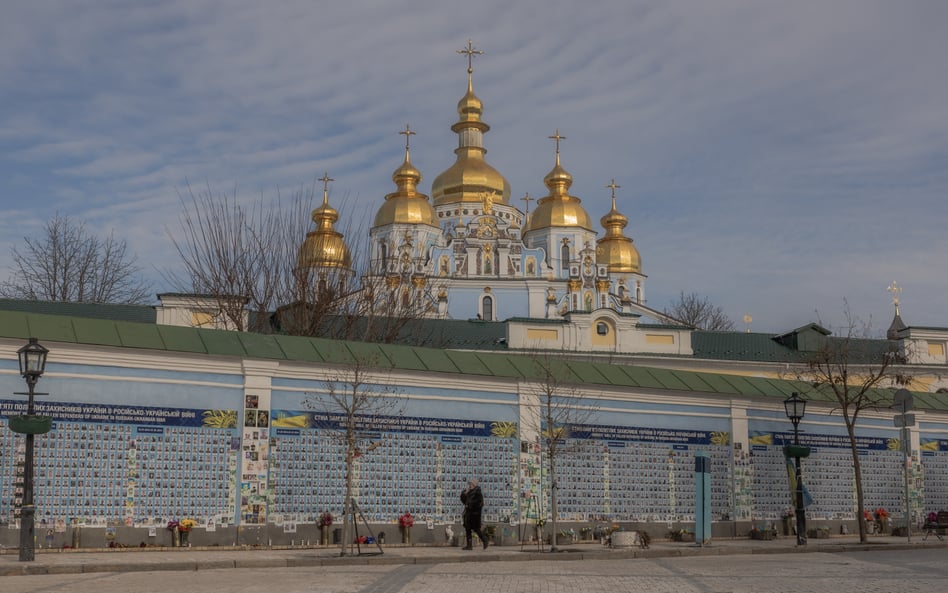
[2,534,945,577]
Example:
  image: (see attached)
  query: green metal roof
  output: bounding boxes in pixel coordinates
[0,298,156,323]
[0,307,943,411]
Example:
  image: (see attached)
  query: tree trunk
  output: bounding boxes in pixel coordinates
[549,453,558,552]
[848,421,868,543]
[340,437,355,556]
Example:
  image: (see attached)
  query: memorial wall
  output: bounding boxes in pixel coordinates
[3,348,947,544]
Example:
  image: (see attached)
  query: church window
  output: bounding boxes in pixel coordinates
[560,244,570,270]
[379,242,388,272]
[482,295,494,321]
[596,322,609,336]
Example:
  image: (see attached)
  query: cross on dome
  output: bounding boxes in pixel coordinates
[549,129,566,166]
[457,38,484,75]
[318,172,334,204]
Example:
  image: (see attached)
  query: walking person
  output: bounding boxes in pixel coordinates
[460,478,488,550]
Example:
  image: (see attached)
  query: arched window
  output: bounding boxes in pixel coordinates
[560,244,570,270]
[482,295,494,321]
[379,242,388,272]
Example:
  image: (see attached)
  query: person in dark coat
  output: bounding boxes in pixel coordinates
[460,478,488,549]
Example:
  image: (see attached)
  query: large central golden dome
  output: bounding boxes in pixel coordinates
[430,67,510,207]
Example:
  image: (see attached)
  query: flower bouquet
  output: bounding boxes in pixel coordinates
[319,511,333,545]
[399,512,414,544]
[179,518,196,532]
[875,507,889,533]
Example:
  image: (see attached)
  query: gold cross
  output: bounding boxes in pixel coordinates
[520,192,534,214]
[318,172,334,204]
[887,281,903,315]
[398,123,416,151]
[606,179,621,201]
[457,38,484,74]
[548,129,566,155]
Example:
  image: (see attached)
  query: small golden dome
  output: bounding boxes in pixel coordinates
[374,128,437,227]
[457,88,484,122]
[596,190,640,273]
[298,174,351,269]
[524,143,593,232]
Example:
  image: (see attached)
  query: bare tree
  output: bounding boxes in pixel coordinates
[164,183,305,332]
[664,291,735,331]
[301,355,402,556]
[0,214,151,304]
[167,181,436,341]
[792,304,912,543]
[522,354,598,551]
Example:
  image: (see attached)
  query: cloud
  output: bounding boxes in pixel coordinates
[1,0,946,331]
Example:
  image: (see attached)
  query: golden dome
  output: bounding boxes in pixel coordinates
[431,156,510,207]
[524,136,593,232]
[374,126,437,227]
[298,173,351,270]
[431,52,510,207]
[595,184,640,273]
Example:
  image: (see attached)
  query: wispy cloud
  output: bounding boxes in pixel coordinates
[1,0,946,332]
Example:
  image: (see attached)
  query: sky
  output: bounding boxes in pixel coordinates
[1,0,946,334]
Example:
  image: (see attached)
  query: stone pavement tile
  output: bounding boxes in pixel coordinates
[1,536,946,578]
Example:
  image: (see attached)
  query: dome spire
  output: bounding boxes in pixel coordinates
[399,122,416,163]
[543,128,574,195]
[457,38,483,93]
[314,172,336,229]
[549,128,566,168]
[431,39,510,207]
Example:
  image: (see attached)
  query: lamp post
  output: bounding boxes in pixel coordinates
[12,338,49,562]
[783,391,807,546]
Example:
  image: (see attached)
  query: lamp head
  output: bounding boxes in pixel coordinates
[17,337,48,381]
[783,391,806,424]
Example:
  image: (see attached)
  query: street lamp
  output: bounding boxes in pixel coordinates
[783,391,807,546]
[11,337,50,562]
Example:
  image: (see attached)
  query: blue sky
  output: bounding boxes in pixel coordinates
[2,0,946,334]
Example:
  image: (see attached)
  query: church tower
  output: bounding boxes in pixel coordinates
[596,180,646,309]
[369,125,441,313]
[296,172,353,294]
